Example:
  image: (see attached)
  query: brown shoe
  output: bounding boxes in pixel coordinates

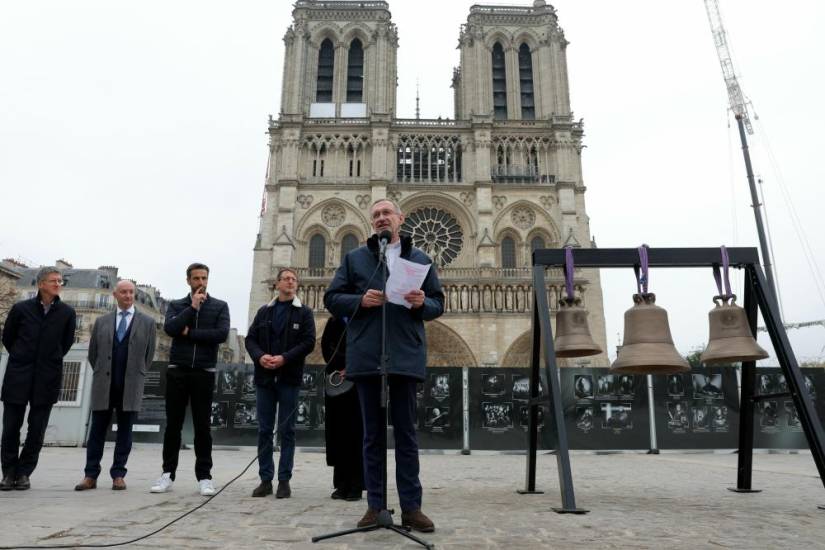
[112,477,127,490]
[357,508,380,528]
[401,509,435,533]
[74,477,97,491]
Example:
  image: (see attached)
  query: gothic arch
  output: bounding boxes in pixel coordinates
[333,223,367,243]
[501,329,574,368]
[296,198,370,241]
[484,32,513,51]
[341,23,372,49]
[493,199,560,241]
[308,24,343,49]
[424,320,478,367]
[513,30,541,51]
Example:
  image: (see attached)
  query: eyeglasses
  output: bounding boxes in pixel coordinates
[44,279,63,286]
[279,276,298,282]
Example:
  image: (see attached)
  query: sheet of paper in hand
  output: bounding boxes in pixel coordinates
[385,258,431,308]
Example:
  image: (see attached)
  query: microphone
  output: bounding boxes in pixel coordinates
[378,229,392,255]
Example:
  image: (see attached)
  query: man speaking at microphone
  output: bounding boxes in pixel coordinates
[324,198,444,533]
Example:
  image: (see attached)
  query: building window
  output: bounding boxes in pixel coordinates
[346,39,364,103]
[529,236,545,265]
[501,236,516,268]
[341,233,359,257]
[518,43,535,120]
[309,234,326,270]
[316,38,335,103]
[57,361,82,404]
[492,42,508,120]
[400,207,463,266]
[395,135,462,183]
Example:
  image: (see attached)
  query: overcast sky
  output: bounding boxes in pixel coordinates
[1,1,823,362]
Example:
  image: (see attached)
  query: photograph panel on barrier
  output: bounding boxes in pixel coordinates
[481,373,507,397]
[482,401,513,431]
[575,405,594,433]
[785,401,801,430]
[233,401,257,428]
[692,405,710,432]
[759,400,779,429]
[425,406,450,430]
[667,401,690,432]
[692,373,723,400]
[574,374,593,400]
[596,374,615,399]
[295,399,311,428]
[242,372,255,399]
[710,405,729,432]
[601,402,632,431]
[300,372,317,395]
[430,373,450,401]
[615,375,635,399]
[219,370,238,397]
[667,374,686,397]
[210,401,228,428]
[519,405,544,429]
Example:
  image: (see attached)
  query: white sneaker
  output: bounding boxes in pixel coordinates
[198,478,217,496]
[150,472,173,493]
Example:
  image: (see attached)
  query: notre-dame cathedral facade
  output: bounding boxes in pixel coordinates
[248,0,609,368]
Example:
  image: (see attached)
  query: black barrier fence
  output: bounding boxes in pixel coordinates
[116,362,825,451]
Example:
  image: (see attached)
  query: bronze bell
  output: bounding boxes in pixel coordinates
[554,298,603,358]
[701,297,769,364]
[610,293,690,375]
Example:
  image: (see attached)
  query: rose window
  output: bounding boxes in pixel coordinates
[401,207,463,266]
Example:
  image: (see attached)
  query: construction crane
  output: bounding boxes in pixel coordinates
[703,0,779,303]
[758,319,825,333]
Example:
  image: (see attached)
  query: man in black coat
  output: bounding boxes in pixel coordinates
[324,199,444,533]
[150,263,229,497]
[245,267,315,499]
[1,266,76,490]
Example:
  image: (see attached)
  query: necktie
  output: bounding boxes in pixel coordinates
[117,311,129,342]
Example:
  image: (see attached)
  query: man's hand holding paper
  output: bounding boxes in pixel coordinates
[386,258,431,309]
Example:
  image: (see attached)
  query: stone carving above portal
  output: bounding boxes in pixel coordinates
[355,194,371,209]
[297,194,314,209]
[492,196,507,210]
[511,206,536,230]
[321,203,345,227]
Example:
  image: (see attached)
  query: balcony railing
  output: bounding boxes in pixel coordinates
[292,266,566,283]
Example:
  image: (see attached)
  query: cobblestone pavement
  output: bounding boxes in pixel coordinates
[1,446,824,549]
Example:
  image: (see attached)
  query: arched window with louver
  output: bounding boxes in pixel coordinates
[501,236,516,269]
[316,39,334,102]
[341,233,359,257]
[492,42,508,120]
[518,43,535,120]
[347,39,364,103]
[309,234,326,273]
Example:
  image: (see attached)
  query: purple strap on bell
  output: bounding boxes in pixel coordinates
[712,245,734,301]
[634,244,650,295]
[564,246,575,301]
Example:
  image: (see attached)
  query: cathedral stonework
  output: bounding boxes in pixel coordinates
[249,0,609,368]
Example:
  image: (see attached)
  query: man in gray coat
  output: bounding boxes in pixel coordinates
[74,280,156,491]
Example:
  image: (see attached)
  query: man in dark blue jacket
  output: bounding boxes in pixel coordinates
[150,263,229,496]
[324,199,444,533]
[245,267,315,499]
[1,266,76,491]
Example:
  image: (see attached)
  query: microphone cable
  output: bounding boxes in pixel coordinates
[0,260,383,549]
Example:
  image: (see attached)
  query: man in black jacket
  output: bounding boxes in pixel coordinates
[1,266,76,491]
[245,267,315,498]
[150,263,229,496]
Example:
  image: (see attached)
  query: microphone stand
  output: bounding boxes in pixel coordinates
[313,238,433,549]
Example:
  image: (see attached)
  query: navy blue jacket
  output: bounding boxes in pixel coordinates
[1,294,77,405]
[245,296,316,386]
[324,234,444,381]
[163,294,230,369]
